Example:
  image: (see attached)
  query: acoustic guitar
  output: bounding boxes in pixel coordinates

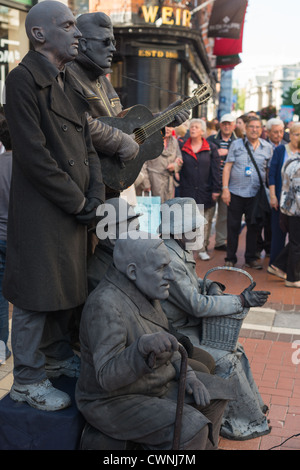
[97,83,213,191]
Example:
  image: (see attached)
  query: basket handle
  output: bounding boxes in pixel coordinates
[202,266,254,295]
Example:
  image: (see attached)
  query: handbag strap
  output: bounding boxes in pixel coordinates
[243,138,264,186]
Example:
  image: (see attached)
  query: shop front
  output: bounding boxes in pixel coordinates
[0,0,33,104]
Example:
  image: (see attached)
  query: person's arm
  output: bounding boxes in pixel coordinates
[268,147,282,210]
[269,184,278,210]
[166,256,244,321]
[87,114,139,162]
[210,143,222,197]
[221,162,233,206]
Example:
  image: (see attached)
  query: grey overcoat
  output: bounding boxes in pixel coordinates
[76,264,236,449]
[3,50,105,312]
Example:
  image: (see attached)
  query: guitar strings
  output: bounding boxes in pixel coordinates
[133,88,212,142]
[134,91,210,139]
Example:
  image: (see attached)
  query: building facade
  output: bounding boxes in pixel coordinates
[1,0,217,119]
[245,62,300,119]
[71,0,217,118]
[0,0,33,104]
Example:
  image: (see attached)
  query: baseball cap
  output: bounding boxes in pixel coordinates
[220,113,235,123]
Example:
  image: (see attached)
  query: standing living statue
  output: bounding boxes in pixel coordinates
[68,11,190,198]
[3,1,105,411]
[76,234,237,450]
[160,198,272,440]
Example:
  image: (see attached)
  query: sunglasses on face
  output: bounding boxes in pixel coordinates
[85,37,116,47]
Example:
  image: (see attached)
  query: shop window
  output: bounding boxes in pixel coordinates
[0,6,28,103]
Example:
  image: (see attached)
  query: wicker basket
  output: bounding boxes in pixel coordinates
[199,267,253,352]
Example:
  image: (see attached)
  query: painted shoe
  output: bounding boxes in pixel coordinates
[10,378,71,411]
[45,354,80,378]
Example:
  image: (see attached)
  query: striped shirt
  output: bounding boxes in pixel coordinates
[226,137,273,197]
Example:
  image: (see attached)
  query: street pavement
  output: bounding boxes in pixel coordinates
[196,228,300,450]
[0,228,300,450]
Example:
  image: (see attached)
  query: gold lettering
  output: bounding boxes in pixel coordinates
[175,8,181,25]
[141,5,159,23]
[161,6,174,25]
[138,49,178,59]
[141,5,191,27]
[182,10,191,27]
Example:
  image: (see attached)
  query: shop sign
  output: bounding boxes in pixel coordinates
[12,0,34,6]
[141,5,191,27]
[0,39,20,64]
[138,48,178,59]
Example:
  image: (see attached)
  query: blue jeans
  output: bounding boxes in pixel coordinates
[0,240,9,356]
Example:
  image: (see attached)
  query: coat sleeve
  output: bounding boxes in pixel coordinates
[83,114,105,203]
[167,256,244,323]
[4,68,86,215]
[87,114,126,156]
[268,146,282,187]
[209,142,222,193]
[85,293,152,392]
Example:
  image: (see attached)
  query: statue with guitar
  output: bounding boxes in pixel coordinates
[69,11,212,195]
[98,84,212,191]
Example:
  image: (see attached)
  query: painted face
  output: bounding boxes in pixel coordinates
[42,9,82,65]
[83,28,116,70]
[134,244,174,300]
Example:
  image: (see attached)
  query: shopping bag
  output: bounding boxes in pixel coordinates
[135,192,161,234]
[250,184,270,226]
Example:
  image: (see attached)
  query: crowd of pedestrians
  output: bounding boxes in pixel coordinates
[134,110,300,288]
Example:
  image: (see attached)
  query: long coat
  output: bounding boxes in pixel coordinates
[3,50,105,312]
[76,264,236,449]
[179,138,221,209]
[143,135,182,202]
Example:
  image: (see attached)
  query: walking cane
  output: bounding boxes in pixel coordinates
[172,344,188,450]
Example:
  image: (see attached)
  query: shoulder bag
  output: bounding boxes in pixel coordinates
[243,139,271,226]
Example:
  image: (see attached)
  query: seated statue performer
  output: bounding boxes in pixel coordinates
[76,233,237,450]
[160,197,271,440]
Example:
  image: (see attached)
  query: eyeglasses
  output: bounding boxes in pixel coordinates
[84,37,116,47]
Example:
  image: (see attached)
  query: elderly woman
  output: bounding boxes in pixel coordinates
[142,127,183,203]
[267,122,300,279]
[178,119,221,260]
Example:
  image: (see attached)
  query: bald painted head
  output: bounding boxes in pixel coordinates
[113,232,174,300]
[25,1,81,69]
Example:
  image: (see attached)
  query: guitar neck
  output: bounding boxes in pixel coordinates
[136,95,201,142]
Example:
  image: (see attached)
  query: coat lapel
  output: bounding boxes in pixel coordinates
[20,51,88,126]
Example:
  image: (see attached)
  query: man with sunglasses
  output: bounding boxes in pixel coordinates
[68,12,189,198]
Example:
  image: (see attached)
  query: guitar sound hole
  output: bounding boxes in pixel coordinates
[134,128,146,145]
